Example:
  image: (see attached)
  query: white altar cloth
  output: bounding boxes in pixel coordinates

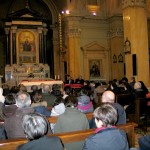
[20,80,63,92]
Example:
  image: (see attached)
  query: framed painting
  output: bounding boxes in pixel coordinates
[89,59,101,79]
[16,30,38,64]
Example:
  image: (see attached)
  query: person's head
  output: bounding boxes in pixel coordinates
[52,84,60,91]
[84,80,90,86]
[4,94,16,105]
[101,91,115,103]
[122,77,128,83]
[94,103,117,128]
[134,82,142,90]
[64,86,72,95]
[31,85,38,92]
[19,84,27,92]
[22,113,49,140]
[32,90,43,103]
[53,96,64,106]
[67,75,71,80]
[10,86,20,94]
[95,83,101,88]
[15,91,31,108]
[42,84,50,93]
[64,95,77,107]
[131,76,135,82]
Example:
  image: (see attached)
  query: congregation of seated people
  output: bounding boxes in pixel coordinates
[0,76,150,149]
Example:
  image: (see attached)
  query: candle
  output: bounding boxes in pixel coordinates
[58,75,60,80]
[55,75,56,80]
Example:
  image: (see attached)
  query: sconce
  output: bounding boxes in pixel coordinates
[113,54,117,63]
[124,37,131,54]
[118,53,123,63]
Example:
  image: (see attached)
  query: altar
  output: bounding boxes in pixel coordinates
[5,63,50,85]
[20,80,63,92]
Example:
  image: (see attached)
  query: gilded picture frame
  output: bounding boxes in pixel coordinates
[16,30,38,64]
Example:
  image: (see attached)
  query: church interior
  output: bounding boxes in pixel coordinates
[1,1,150,149]
[0,0,150,86]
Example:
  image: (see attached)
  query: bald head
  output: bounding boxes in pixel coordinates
[101,91,115,103]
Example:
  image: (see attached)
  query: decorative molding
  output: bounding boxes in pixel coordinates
[122,0,146,9]
[11,26,17,33]
[67,28,81,37]
[108,27,124,38]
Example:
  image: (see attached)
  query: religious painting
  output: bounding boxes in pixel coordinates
[89,59,101,79]
[17,30,38,64]
[124,38,131,54]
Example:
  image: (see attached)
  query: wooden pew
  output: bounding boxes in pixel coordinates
[115,94,134,107]
[47,112,93,124]
[0,112,94,125]
[0,123,137,150]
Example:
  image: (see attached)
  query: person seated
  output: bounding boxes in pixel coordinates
[129,76,136,91]
[134,82,146,99]
[4,91,34,139]
[54,95,89,150]
[31,90,51,117]
[65,75,74,84]
[83,103,129,150]
[18,84,27,92]
[107,80,121,95]
[139,81,149,94]
[77,89,94,113]
[90,90,126,128]
[50,97,65,133]
[17,113,64,150]
[41,84,57,107]
[93,83,105,104]
[30,85,39,102]
[51,84,62,98]
[75,75,84,85]
[3,94,17,119]
[62,85,72,99]
[138,134,150,150]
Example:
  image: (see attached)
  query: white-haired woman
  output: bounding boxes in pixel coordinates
[17,113,64,150]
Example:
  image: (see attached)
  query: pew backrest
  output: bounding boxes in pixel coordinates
[0,122,137,150]
[47,112,93,124]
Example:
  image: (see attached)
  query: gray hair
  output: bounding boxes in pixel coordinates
[22,113,48,140]
[42,84,50,93]
[15,91,31,108]
[94,103,117,127]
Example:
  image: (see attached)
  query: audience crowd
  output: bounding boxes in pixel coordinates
[0,75,149,150]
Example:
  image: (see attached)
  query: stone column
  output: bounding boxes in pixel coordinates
[122,0,149,86]
[4,27,10,65]
[11,26,17,64]
[67,25,81,79]
[43,28,48,64]
[108,17,124,80]
[38,27,43,63]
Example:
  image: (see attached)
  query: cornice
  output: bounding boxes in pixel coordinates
[122,0,146,9]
